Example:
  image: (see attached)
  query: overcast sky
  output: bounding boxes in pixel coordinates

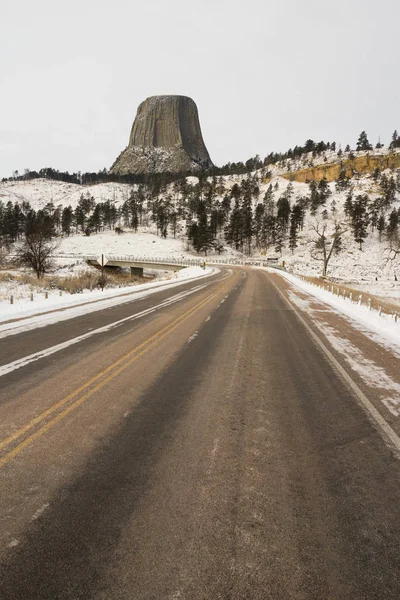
[1,0,399,178]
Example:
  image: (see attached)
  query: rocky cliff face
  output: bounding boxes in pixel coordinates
[111,95,213,175]
[279,153,400,184]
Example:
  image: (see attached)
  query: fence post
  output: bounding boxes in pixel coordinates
[368,298,371,311]
[358,294,362,306]
[30,292,33,301]
[10,295,13,305]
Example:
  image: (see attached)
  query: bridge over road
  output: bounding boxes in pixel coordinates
[84,255,203,277]
[84,254,285,277]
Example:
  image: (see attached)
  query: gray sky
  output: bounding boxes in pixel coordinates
[1,0,399,178]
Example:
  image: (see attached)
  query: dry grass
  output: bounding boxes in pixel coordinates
[0,268,153,296]
[302,275,400,315]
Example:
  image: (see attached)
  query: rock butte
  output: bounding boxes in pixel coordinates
[111,95,213,175]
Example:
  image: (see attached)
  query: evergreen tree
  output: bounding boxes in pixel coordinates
[288,203,302,253]
[356,131,373,151]
[344,192,354,219]
[276,196,290,233]
[318,177,331,204]
[88,204,102,233]
[225,199,243,251]
[350,195,370,249]
[386,209,399,242]
[254,203,265,248]
[188,200,213,254]
[241,191,253,255]
[263,184,274,207]
[61,206,74,236]
[309,180,319,214]
[377,214,386,242]
[262,215,277,249]
[389,130,400,150]
[274,223,284,255]
[335,170,350,191]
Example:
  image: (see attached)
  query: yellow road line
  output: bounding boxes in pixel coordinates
[0,281,229,468]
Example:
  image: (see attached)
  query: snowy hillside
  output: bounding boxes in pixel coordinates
[1,145,400,288]
[0,179,132,210]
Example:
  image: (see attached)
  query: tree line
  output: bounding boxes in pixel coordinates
[5,130,400,186]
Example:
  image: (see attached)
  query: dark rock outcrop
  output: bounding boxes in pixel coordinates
[111,95,213,175]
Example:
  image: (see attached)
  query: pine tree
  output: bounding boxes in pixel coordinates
[262,214,276,249]
[386,209,399,242]
[225,199,243,251]
[318,178,331,204]
[356,131,373,151]
[350,195,370,249]
[344,192,354,219]
[254,203,265,248]
[309,180,319,214]
[61,206,74,236]
[241,191,253,255]
[263,184,274,207]
[276,196,290,233]
[288,203,302,253]
[377,214,386,242]
[389,130,400,150]
[335,170,350,191]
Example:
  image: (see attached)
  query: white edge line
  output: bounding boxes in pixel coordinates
[266,273,400,459]
[0,267,220,338]
[0,283,209,378]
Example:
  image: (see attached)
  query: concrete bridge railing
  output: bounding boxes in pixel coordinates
[84,254,286,272]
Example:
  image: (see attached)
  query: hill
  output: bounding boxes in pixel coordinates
[0,146,399,288]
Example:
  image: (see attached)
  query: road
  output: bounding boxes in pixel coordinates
[1,268,400,599]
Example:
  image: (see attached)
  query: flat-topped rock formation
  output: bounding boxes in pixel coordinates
[111,95,213,174]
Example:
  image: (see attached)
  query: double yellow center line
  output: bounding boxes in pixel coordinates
[0,282,227,469]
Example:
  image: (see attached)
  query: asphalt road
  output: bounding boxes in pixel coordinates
[1,268,400,599]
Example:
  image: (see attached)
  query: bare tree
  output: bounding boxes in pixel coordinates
[309,221,347,277]
[16,232,59,278]
[0,232,10,266]
[385,231,400,280]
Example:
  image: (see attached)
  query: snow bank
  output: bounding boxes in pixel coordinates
[0,266,215,334]
[272,269,400,354]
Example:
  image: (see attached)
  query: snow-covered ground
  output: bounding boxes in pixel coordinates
[274,269,400,355]
[0,266,215,331]
[1,147,399,300]
[56,230,195,260]
[0,179,132,210]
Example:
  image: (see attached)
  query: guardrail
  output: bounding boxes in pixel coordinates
[82,254,286,270]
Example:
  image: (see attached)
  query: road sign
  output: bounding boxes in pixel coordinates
[97,254,108,267]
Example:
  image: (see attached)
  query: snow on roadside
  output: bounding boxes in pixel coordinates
[271,269,400,354]
[0,267,215,338]
[56,230,195,260]
[283,286,400,417]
